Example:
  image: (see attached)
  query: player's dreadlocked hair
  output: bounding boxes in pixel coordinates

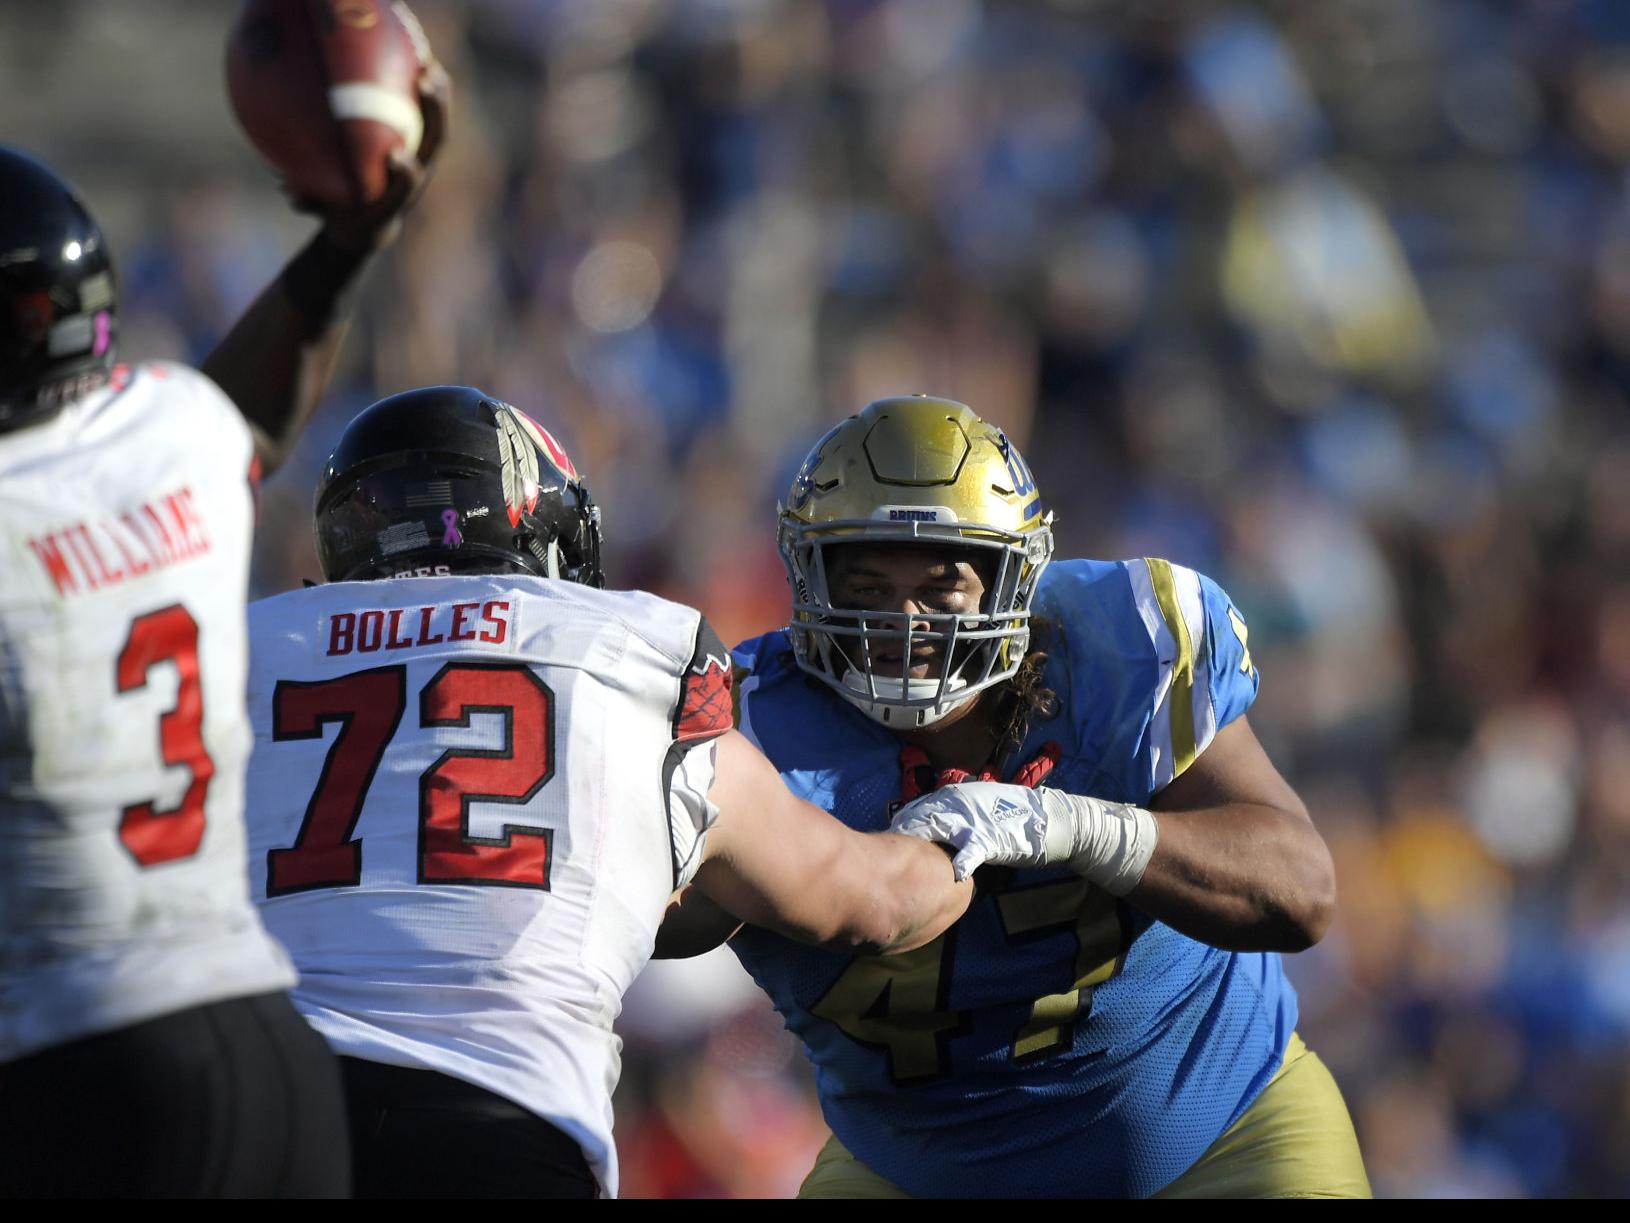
[990,614,1060,767]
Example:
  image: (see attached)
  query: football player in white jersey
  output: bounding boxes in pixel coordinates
[0,65,447,1199]
[243,385,976,1199]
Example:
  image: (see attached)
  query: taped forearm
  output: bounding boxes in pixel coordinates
[1037,789,1159,896]
[888,780,1158,895]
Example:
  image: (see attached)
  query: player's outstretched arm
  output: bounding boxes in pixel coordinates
[690,730,972,956]
[892,716,1334,953]
[200,60,449,474]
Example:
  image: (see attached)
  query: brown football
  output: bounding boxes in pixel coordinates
[226,0,429,210]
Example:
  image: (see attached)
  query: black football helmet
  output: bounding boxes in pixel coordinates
[0,147,118,433]
[314,385,605,586]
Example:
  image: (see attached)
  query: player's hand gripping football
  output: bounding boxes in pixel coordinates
[889,781,1160,896]
[307,56,451,253]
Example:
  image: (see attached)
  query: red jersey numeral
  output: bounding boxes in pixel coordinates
[267,668,407,895]
[266,662,557,893]
[117,605,214,867]
[420,663,556,888]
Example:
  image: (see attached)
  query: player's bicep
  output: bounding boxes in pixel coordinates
[1150,715,1308,823]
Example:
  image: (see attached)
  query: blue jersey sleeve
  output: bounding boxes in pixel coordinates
[1196,569,1259,732]
[1041,558,1260,798]
[1131,558,1259,790]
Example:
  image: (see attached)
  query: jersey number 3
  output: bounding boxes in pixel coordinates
[117,605,214,867]
[266,662,556,896]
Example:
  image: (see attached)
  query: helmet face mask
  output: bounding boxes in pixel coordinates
[778,396,1054,729]
[0,147,118,433]
[315,386,604,588]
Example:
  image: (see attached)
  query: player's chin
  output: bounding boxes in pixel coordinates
[871,655,942,681]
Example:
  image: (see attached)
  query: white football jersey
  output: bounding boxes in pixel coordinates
[244,575,733,1198]
[0,362,297,1063]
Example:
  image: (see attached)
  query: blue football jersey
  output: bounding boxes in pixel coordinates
[730,557,1297,1198]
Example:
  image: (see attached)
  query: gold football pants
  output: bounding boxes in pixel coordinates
[798,1032,1372,1199]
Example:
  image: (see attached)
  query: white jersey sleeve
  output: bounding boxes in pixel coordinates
[0,362,297,1063]
[244,575,729,1197]
[664,614,734,889]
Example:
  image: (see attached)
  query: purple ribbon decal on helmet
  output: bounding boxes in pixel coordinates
[441,509,463,547]
[93,311,111,356]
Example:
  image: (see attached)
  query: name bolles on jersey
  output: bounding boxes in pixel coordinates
[323,597,517,658]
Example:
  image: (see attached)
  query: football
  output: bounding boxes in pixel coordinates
[226,0,430,210]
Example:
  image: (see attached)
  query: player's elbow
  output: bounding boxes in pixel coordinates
[823,862,943,956]
[798,834,962,955]
[825,895,917,957]
[840,851,963,956]
[1279,841,1337,952]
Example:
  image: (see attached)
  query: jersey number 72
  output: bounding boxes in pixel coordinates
[265,661,556,895]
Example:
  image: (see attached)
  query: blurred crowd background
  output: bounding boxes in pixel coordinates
[7,0,1630,1197]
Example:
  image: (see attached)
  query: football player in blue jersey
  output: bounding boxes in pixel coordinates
[656,394,1371,1198]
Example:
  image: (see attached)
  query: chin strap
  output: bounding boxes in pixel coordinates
[525,535,563,580]
[839,671,973,728]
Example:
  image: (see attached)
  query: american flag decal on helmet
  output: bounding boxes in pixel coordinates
[404,480,453,508]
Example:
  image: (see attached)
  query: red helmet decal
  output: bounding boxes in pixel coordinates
[512,408,580,482]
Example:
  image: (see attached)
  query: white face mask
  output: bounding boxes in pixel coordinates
[839,670,974,728]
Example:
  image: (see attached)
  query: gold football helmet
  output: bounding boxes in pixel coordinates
[778,395,1054,728]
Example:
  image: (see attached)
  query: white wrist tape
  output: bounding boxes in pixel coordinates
[1037,789,1159,896]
